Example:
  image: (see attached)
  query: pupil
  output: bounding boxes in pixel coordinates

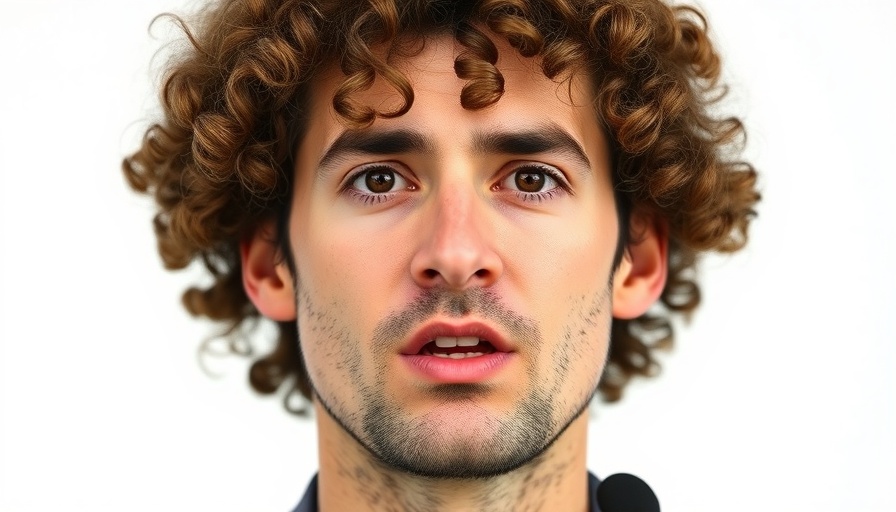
[515,171,544,192]
[365,170,395,193]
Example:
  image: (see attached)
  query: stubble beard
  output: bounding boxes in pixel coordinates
[306,286,608,480]
[359,383,558,479]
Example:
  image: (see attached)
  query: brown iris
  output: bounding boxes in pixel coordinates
[365,169,395,193]
[514,170,545,192]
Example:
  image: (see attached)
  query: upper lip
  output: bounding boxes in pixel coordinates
[400,321,514,355]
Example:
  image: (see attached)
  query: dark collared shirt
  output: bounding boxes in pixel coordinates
[291,472,602,512]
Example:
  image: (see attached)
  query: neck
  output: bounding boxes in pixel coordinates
[313,402,590,512]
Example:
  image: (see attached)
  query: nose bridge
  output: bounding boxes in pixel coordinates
[434,180,477,244]
[430,179,486,270]
[411,174,502,289]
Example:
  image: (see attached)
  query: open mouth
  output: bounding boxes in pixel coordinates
[419,336,497,359]
[401,323,512,382]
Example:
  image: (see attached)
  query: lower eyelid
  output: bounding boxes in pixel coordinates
[513,187,566,203]
[345,188,398,204]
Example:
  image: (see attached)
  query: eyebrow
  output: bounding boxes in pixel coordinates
[316,124,592,172]
[318,129,434,169]
[472,124,592,170]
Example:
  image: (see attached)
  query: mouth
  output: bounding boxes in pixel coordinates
[400,322,512,356]
[399,322,515,383]
[418,336,497,359]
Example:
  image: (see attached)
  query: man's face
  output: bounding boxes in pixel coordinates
[288,34,620,478]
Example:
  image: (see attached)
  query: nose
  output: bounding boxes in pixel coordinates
[410,185,503,290]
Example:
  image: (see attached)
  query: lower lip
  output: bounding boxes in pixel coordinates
[400,352,515,383]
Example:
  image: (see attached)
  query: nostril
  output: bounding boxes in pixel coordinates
[474,269,489,278]
[423,269,439,279]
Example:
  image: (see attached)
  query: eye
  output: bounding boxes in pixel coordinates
[349,165,411,194]
[342,163,417,205]
[499,164,567,197]
[510,169,552,192]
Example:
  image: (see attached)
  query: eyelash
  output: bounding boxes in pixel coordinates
[515,186,565,203]
[341,163,411,205]
[498,164,571,204]
[345,188,397,205]
[341,163,571,205]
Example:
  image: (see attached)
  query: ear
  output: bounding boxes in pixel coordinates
[240,220,297,321]
[612,212,668,319]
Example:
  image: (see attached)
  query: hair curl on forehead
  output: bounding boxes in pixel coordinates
[124,0,759,414]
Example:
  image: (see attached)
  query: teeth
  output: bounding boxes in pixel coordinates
[433,336,481,348]
[434,336,457,348]
[433,352,484,359]
[457,336,479,347]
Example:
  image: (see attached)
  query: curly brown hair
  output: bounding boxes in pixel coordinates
[124,0,758,414]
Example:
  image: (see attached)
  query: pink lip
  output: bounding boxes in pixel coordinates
[401,352,514,383]
[399,321,516,384]
[399,321,513,355]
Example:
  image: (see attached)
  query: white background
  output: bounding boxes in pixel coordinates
[1,0,894,510]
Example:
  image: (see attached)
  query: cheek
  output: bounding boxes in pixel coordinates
[293,195,386,302]
[552,287,613,409]
[563,285,613,361]
[300,222,410,316]
[288,205,372,400]
[292,282,365,410]
[501,208,616,393]
[502,203,618,307]
[290,206,410,353]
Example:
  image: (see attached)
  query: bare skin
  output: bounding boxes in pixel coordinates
[242,32,666,512]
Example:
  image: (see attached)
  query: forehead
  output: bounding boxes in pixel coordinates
[298,32,608,169]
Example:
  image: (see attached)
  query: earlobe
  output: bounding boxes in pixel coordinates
[241,221,297,321]
[612,213,668,319]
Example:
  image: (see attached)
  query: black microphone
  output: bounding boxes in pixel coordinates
[596,473,660,512]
